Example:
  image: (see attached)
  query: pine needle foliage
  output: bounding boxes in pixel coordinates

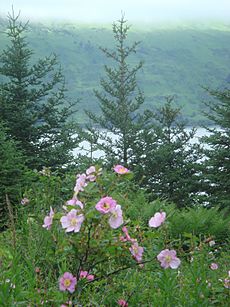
[202,82,230,209]
[85,15,151,166]
[0,10,80,170]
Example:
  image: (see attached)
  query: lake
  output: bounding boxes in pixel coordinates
[73,127,214,159]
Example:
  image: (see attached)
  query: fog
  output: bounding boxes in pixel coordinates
[1,0,230,23]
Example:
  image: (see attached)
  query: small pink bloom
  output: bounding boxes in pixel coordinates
[74,174,87,193]
[21,197,30,205]
[86,274,95,281]
[114,165,129,174]
[60,209,84,233]
[157,249,181,269]
[86,166,96,181]
[86,166,96,175]
[118,299,128,306]
[42,207,54,230]
[108,205,123,229]
[149,212,166,228]
[80,270,88,278]
[129,243,144,262]
[59,272,77,293]
[95,196,117,214]
[210,263,218,270]
[79,270,94,281]
[66,198,84,209]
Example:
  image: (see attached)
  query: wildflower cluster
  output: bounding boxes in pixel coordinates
[42,165,182,303]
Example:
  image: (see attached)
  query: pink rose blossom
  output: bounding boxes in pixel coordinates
[210,263,218,270]
[129,242,144,262]
[120,226,137,243]
[86,166,96,181]
[114,165,129,174]
[42,207,54,230]
[79,270,95,281]
[66,198,84,209]
[157,249,181,269]
[149,212,166,228]
[95,196,117,214]
[108,205,124,229]
[118,299,128,306]
[74,174,87,193]
[80,270,88,278]
[60,209,84,233]
[59,272,77,293]
[86,274,95,281]
[86,166,96,175]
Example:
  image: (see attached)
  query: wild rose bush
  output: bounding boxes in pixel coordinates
[38,165,184,305]
[0,165,229,306]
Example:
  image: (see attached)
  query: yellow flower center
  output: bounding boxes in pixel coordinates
[165,255,172,263]
[119,167,126,173]
[70,218,77,226]
[103,203,110,210]
[64,279,71,287]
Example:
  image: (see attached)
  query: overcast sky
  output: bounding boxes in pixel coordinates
[1,0,230,23]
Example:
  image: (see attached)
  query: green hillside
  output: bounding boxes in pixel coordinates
[0,18,230,124]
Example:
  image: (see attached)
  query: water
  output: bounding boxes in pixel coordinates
[73,127,214,159]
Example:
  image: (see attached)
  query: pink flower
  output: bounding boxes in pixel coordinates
[21,197,30,205]
[60,209,84,233]
[118,299,128,306]
[157,249,181,269]
[95,196,117,214]
[66,198,84,209]
[80,270,88,278]
[86,166,96,175]
[129,242,144,262]
[86,274,95,281]
[210,263,218,270]
[114,165,129,174]
[149,212,166,228]
[59,272,77,293]
[79,270,95,281]
[108,205,123,229]
[120,226,137,243]
[42,207,54,230]
[74,174,87,193]
[86,166,96,181]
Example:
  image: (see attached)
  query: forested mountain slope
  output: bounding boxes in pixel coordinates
[0,18,229,124]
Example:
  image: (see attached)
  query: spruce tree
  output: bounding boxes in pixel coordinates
[85,15,150,166]
[131,97,202,207]
[202,82,230,208]
[0,11,80,170]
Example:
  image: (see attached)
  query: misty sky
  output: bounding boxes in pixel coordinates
[1,0,230,23]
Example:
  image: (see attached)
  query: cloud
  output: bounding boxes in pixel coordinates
[1,0,230,22]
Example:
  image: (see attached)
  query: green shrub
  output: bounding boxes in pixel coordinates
[168,206,230,242]
[0,123,26,228]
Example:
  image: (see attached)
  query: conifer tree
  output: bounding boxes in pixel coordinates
[131,97,202,207]
[0,11,80,170]
[202,83,230,208]
[86,15,150,166]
